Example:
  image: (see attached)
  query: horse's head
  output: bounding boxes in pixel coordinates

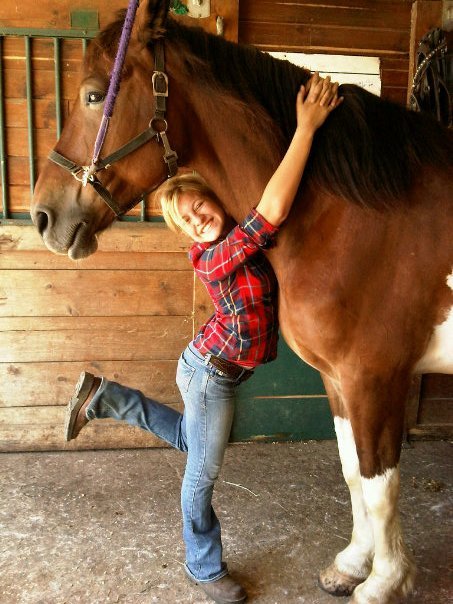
[31,0,183,259]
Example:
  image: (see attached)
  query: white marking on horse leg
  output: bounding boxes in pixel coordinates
[333,417,374,580]
[415,268,453,374]
[351,467,416,604]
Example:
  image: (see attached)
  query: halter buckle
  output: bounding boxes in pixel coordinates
[152,71,169,97]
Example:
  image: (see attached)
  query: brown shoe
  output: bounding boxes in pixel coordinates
[64,372,101,441]
[187,573,247,603]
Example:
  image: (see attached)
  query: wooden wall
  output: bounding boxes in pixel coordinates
[239,0,443,105]
[0,1,449,451]
[0,223,207,451]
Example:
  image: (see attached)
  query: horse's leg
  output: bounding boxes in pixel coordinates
[319,375,374,597]
[342,372,416,604]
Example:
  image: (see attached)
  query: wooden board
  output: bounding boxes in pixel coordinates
[0,221,195,452]
[0,360,180,408]
[0,405,185,452]
[0,270,193,317]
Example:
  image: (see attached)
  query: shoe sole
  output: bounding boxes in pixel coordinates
[64,371,95,441]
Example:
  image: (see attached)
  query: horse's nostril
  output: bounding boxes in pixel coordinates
[35,210,50,236]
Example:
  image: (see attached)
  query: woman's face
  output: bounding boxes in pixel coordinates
[177,191,226,243]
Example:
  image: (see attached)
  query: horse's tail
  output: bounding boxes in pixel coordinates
[306,84,453,209]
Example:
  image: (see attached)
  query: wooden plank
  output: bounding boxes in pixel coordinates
[0,405,185,452]
[0,224,188,253]
[239,23,410,56]
[418,374,453,424]
[0,184,164,216]
[5,99,59,129]
[0,316,192,362]
[0,360,180,407]
[381,70,410,89]
[0,250,190,270]
[194,274,214,335]
[3,37,84,71]
[6,127,58,157]
[380,56,411,102]
[380,88,407,105]
[381,57,409,71]
[408,423,453,440]
[6,156,48,185]
[239,1,412,30]
[0,0,127,29]
[418,400,453,424]
[0,269,193,317]
[420,373,453,398]
[0,185,32,212]
[4,67,81,100]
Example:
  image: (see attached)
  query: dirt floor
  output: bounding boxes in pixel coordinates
[1,440,452,604]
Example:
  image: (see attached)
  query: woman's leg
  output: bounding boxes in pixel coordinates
[177,345,236,583]
[85,378,188,452]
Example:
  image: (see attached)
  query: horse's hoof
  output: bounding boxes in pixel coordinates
[318,564,365,597]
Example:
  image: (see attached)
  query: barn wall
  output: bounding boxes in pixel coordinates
[239,0,443,105]
[0,1,449,451]
[0,223,214,451]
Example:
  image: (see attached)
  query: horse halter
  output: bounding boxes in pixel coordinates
[48,2,178,217]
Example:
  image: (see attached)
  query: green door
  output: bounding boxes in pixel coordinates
[231,338,335,442]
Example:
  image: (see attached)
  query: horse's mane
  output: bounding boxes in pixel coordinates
[98,11,453,209]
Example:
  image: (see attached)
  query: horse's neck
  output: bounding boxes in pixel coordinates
[191,107,283,220]
[172,61,285,221]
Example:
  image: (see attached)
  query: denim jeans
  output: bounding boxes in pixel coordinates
[85,343,250,582]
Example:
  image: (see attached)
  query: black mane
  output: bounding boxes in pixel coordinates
[99,11,453,209]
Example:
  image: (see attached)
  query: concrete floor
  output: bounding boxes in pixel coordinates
[0,440,452,604]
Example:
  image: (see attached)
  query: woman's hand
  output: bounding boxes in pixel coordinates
[296,72,343,134]
[255,73,343,227]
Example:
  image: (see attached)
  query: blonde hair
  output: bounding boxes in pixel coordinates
[156,172,217,234]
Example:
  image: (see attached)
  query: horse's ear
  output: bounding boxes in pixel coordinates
[134,0,171,45]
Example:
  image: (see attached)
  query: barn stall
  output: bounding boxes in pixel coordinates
[0,2,452,603]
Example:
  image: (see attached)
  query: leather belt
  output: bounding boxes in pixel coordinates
[207,355,254,383]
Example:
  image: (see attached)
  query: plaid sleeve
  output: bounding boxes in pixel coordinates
[240,209,279,249]
[189,210,278,282]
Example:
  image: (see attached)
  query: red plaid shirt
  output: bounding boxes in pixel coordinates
[190,209,279,368]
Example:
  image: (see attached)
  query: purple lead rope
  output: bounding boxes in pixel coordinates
[91,0,140,166]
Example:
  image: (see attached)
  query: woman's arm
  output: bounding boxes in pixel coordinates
[256,74,343,227]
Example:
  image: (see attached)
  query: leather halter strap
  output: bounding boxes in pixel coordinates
[48,40,178,217]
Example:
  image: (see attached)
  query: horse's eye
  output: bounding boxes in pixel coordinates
[86,91,105,105]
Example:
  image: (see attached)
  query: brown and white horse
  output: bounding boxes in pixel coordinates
[31,1,453,602]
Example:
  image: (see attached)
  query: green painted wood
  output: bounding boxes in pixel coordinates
[70,11,99,31]
[231,338,335,442]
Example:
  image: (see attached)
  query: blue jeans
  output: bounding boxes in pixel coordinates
[85,343,250,582]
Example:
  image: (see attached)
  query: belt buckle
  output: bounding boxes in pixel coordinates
[206,354,229,377]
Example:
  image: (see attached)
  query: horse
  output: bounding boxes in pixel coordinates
[30,1,453,602]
